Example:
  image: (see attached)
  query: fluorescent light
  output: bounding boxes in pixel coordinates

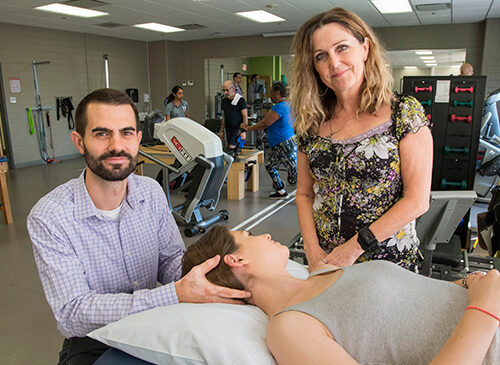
[404,66,417,69]
[423,60,436,63]
[420,56,435,60]
[415,50,433,55]
[371,0,413,13]
[427,63,438,66]
[236,10,285,23]
[134,23,185,33]
[35,3,108,17]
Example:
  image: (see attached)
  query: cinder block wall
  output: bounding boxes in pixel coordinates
[0,23,149,168]
[481,18,500,93]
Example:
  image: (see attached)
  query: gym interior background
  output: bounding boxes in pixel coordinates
[1,1,500,363]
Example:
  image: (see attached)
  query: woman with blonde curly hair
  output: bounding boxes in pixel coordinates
[290,8,433,272]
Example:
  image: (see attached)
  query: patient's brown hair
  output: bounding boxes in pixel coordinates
[182,225,246,292]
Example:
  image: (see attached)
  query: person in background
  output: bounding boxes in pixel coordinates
[291,7,433,272]
[219,80,248,150]
[460,63,474,76]
[241,82,297,200]
[182,225,500,365]
[247,74,260,105]
[27,88,250,365]
[164,85,189,121]
[233,72,243,96]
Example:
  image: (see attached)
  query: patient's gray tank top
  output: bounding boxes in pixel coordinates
[278,260,500,364]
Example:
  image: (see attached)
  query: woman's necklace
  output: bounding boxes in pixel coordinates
[328,117,355,138]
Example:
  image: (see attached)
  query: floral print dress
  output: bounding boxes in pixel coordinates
[297,95,429,272]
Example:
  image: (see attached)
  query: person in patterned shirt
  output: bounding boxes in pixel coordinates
[290,7,433,272]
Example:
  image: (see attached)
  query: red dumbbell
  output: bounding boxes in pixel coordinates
[426,114,431,121]
[454,86,473,93]
[450,114,472,123]
[415,85,432,93]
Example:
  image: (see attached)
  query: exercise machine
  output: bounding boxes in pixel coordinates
[139,117,233,237]
[476,88,500,201]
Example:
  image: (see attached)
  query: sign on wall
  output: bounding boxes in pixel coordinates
[9,78,21,94]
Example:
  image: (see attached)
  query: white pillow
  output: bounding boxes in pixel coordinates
[88,260,308,364]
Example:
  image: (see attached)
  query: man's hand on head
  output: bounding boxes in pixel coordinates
[175,255,251,304]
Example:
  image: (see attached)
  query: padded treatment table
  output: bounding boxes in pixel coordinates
[137,145,263,200]
[94,348,153,364]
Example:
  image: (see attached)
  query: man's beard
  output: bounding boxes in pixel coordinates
[84,147,138,181]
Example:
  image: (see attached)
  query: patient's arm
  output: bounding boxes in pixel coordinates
[431,270,500,365]
[267,311,358,365]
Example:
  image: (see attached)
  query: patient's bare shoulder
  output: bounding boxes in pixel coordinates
[267,311,358,365]
[268,310,334,341]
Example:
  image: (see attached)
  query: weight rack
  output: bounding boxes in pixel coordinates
[403,76,486,191]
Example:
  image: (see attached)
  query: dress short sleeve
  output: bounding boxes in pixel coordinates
[295,135,310,153]
[392,95,429,141]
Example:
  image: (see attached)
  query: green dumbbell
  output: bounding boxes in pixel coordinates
[441,178,467,189]
[443,146,469,155]
[419,99,432,107]
[453,100,473,108]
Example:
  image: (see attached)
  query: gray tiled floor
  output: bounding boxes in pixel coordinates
[0,156,298,364]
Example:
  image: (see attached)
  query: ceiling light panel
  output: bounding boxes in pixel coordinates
[371,0,413,14]
[236,10,285,23]
[415,50,433,55]
[134,23,185,33]
[420,56,435,60]
[35,3,108,17]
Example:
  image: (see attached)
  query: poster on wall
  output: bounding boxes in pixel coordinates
[9,78,21,94]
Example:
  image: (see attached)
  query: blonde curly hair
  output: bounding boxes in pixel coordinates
[290,7,394,137]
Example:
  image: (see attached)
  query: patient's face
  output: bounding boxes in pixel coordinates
[231,231,289,264]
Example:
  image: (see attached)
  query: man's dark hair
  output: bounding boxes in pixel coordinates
[251,74,258,82]
[75,88,139,137]
[233,72,241,80]
[272,82,287,97]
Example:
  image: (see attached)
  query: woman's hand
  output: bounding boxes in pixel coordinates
[305,246,328,272]
[323,236,364,267]
[467,269,500,316]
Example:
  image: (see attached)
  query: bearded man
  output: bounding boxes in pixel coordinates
[27,89,249,365]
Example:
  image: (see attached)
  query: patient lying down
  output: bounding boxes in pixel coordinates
[182,225,500,365]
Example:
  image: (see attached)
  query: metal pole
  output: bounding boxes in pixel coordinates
[32,61,49,108]
[103,54,110,88]
[32,60,51,162]
[220,64,224,90]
